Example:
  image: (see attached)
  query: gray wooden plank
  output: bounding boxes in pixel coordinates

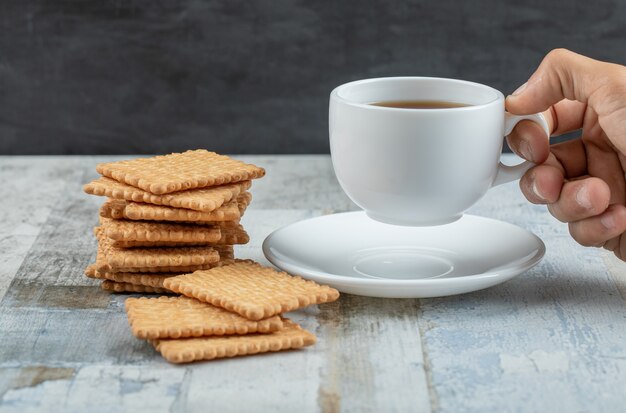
[0,157,85,302]
[316,296,431,413]
[0,365,187,413]
[0,176,103,309]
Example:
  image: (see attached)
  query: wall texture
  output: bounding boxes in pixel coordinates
[1,0,625,154]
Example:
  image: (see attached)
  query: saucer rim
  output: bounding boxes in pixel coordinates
[262,212,545,287]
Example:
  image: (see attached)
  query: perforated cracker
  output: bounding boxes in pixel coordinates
[163,260,340,320]
[100,199,127,220]
[84,264,97,278]
[108,225,249,248]
[99,217,222,243]
[100,200,244,227]
[127,193,250,221]
[213,245,234,260]
[95,243,219,273]
[125,296,284,339]
[151,319,316,363]
[101,280,169,294]
[96,232,219,271]
[95,150,265,194]
[85,264,178,288]
[215,226,249,245]
[84,177,251,212]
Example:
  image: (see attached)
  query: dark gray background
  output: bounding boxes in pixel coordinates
[1,0,625,155]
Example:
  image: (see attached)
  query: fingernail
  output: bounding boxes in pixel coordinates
[601,212,615,229]
[575,185,593,210]
[518,140,534,162]
[531,180,544,201]
[512,82,527,96]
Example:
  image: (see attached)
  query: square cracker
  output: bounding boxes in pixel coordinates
[124,192,251,222]
[98,217,222,243]
[95,150,265,194]
[163,260,340,320]
[96,231,220,271]
[84,177,251,212]
[85,264,179,289]
[151,319,316,363]
[125,296,284,339]
[101,280,170,294]
[98,193,250,224]
[100,199,245,227]
[108,225,249,248]
[213,245,234,260]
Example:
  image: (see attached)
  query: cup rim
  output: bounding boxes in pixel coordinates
[330,76,504,112]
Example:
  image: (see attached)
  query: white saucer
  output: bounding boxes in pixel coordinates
[262,212,545,298]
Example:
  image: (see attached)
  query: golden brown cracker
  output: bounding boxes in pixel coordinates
[101,280,169,294]
[151,319,315,363]
[108,225,249,248]
[213,245,234,260]
[219,225,249,244]
[99,217,222,243]
[84,264,97,278]
[125,296,284,339]
[99,200,244,228]
[163,260,340,320]
[85,177,251,212]
[96,232,220,271]
[95,150,265,194]
[99,199,127,220]
[87,266,178,288]
[123,193,250,222]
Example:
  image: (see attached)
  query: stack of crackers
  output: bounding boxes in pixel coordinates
[83,150,340,363]
[83,150,263,292]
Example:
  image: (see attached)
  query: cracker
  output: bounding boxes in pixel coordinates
[163,260,340,320]
[125,296,284,339]
[218,226,249,244]
[84,264,97,278]
[95,150,265,194]
[100,199,127,220]
[213,245,234,260]
[99,217,222,243]
[108,225,249,248]
[96,231,220,271]
[99,193,250,223]
[101,280,169,294]
[126,193,250,222]
[85,265,178,288]
[85,177,251,212]
[151,319,315,363]
[100,200,243,227]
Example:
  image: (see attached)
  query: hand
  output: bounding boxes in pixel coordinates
[505,48,626,260]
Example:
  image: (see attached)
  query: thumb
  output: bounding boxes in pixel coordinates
[506,48,621,115]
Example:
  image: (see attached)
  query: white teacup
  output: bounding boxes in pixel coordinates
[329,77,549,226]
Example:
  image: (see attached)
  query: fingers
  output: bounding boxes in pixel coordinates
[550,99,588,136]
[506,48,622,115]
[550,139,588,179]
[568,204,626,247]
[506,118,551,163]
[521,166,610,221]
[547,177,611,222]
[520,163,564,204]
[522,162,624,252]
[585,139,626,205]
[506,99,587,164]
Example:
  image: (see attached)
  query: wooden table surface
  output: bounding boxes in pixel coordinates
[1,154,625,413]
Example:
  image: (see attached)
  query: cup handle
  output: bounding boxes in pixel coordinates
[492,112,551,187]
